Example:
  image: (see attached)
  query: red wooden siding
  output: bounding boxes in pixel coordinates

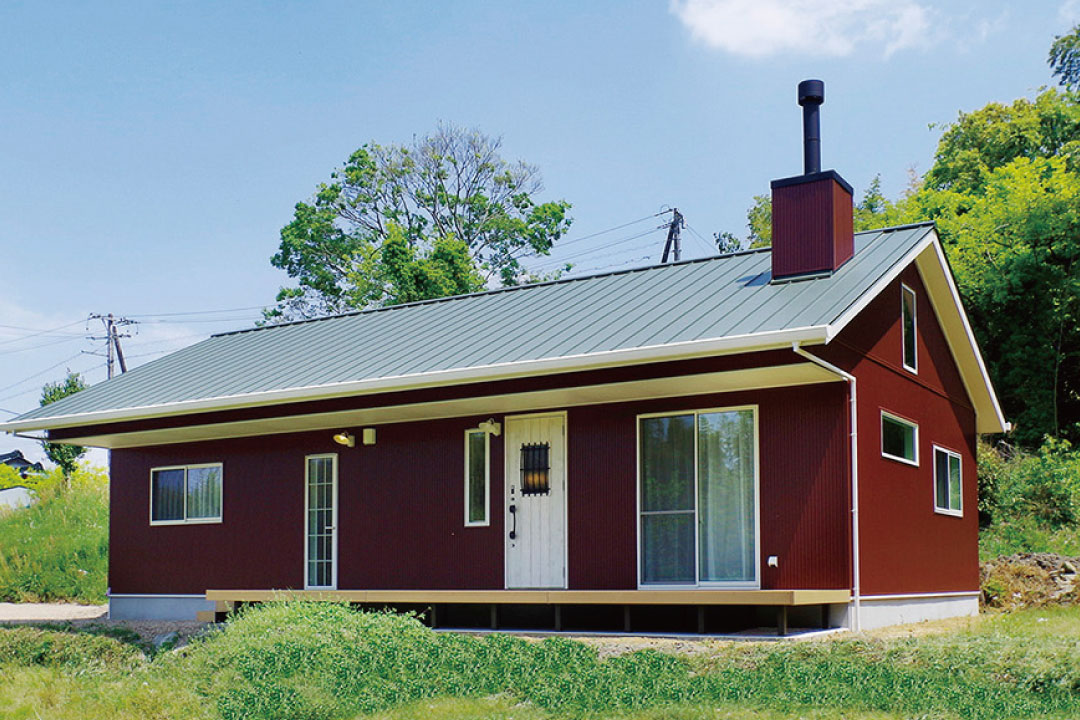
[824,267,979,596]
[771,176,854,278]
[110,384,850,595]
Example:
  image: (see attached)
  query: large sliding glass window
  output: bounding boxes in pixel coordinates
[639,407,757,587]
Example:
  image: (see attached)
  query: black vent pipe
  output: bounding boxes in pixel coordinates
[798,79,824,175]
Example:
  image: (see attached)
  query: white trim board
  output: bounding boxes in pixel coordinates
[50,363,841,448]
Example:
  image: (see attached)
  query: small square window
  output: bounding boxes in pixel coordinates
[881,413,918,465]
[934,446,962,515]
[521,443,550,496]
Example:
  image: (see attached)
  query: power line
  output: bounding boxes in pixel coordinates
[555,213,665,248]
[0,335,85,357]
[127,304,272,319]
[0,319,85,348]
[530,226,666,270]
[685,224,717,255]
[0,350,91,398]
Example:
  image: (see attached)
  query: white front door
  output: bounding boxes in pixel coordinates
[305,454,338,589]
[505,413,567,589]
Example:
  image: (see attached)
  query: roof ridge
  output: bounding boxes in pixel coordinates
[215,246,774,338]
[216,221,935,340]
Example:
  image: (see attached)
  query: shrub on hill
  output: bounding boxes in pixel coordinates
[0,466,108,603]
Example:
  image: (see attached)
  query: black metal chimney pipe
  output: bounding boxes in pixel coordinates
[798,79,824,175]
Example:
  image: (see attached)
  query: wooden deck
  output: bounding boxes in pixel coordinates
[206,588,849,606]
[201,588,851,635]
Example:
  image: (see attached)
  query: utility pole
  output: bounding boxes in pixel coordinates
[660,208,684,263]
[87,314,136,379]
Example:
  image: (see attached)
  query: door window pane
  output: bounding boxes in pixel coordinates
[698,410,756,583]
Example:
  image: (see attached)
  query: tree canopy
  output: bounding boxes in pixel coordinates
[269,125,572,321]
[1050,24,1080,89]
[40,372,87,478]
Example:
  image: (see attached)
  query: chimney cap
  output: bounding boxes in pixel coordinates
[798,79,824,106]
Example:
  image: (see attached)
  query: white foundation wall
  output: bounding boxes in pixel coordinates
[109,594,215,620]
[830,592,980,631]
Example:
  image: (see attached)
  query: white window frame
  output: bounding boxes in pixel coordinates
[933,445,963,517]
[149,462,223,526]
[304,453,339,590]
[464,428,490,527]
[881,411,919,466]
[901,283,918,373]
[635,405,761,590]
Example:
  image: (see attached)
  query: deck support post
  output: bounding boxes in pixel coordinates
[821,604,829,630]
[554,605,562,632]
[623,605,631,633]
[696,606,705,634]
[430,604,437,629]
[490,604,498,630]
[776,606,788,636]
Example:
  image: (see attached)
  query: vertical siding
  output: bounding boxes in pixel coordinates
[111,379,852,595]
[825,268,980,595]
[772,178,853,278]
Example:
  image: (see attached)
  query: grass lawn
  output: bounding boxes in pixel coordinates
[2,602,1080,720]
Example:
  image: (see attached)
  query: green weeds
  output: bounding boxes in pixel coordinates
[0,466,108,603]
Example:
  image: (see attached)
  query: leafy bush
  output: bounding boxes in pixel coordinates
[0,625,143,672]
[978,439,1080,557]
[0,463,54,493]
[0,466,108,603]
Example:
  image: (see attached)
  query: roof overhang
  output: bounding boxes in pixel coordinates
[34,362,842,448]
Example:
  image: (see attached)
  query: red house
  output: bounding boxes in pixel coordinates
[2,82,1006,633]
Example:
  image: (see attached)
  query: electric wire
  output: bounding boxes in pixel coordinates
[0,319,86,347]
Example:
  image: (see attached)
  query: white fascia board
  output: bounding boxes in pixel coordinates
[0,325,829,433]
[824,228,1007,435]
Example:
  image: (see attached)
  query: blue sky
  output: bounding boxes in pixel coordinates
[1,0,1077,462]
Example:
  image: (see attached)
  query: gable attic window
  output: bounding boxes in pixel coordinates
[902,284,917,372]
[464,429,490,525]
[881,412,918,466]
[150,463,223,525]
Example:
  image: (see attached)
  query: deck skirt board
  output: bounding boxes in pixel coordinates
[206,588,850,606]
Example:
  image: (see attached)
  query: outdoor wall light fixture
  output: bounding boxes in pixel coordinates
[332,431,356,448]
[477,419,502,436]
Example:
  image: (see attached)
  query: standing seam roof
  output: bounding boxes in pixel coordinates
[10,225,935,422]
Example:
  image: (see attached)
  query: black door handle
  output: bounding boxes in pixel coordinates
[508,504,517,539]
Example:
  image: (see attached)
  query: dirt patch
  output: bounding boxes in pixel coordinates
[0,603,208,647]
[981,553,1079,610]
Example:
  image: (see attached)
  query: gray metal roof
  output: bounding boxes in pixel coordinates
[9,224,935,425]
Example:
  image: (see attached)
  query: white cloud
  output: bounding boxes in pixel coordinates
[670,0,936,58]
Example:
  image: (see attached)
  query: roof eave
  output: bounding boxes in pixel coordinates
[0,325,830,434]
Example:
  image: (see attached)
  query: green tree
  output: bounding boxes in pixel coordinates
[1050,24,1080,89]
[745,194,772,248]
[269,124,572,320]
[909,98,1080,445]
[39,372,88,480]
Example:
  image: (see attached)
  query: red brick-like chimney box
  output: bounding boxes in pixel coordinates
[770,170,854,280]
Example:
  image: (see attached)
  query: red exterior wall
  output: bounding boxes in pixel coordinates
[105,260,979,600]
[109,381,850,595]
[771,176,854,278]
[822,266,979,596]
